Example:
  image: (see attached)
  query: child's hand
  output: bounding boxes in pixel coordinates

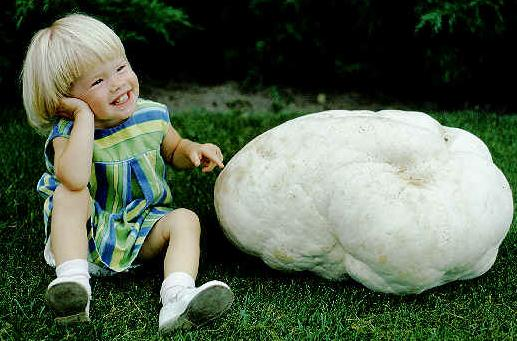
[188,143,224,173]
[57,97,92,120]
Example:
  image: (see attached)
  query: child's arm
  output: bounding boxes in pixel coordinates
[161,124,224,172]
[53,98,95,191]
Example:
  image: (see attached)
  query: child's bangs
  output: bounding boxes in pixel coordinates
[57,32,125,94]
[77,42,124,77]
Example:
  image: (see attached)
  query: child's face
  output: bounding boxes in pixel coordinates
[70,57,139,129]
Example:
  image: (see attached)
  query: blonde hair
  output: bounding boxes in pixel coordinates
[22,14,126,132]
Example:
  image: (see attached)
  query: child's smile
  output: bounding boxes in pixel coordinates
[71,57,139,129]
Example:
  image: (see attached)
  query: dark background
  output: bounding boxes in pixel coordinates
[3,0,517,112]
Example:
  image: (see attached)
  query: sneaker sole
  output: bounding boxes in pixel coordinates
[46,282,89,323]
[161,284,234,332]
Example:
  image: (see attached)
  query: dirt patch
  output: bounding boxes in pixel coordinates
[141,81,438,114]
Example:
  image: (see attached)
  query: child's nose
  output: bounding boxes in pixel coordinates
[110,78,123,93]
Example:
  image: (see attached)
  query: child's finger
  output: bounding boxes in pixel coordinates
[201,148,224,168]
[202,162,217,173]
[200,155,217,171]
[190,151,201,167]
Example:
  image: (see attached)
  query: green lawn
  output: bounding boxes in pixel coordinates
[0,108,515,340]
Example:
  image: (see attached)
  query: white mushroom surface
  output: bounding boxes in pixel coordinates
[214,110,514,294]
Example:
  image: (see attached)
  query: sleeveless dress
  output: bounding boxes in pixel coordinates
[37,99,174,272]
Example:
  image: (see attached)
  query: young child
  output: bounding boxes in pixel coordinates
[22,13,233,332]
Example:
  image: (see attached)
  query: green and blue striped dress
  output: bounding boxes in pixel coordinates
[37,99,174,272]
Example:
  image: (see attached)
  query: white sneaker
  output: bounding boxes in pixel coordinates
[159,280,234,332]
[46,277,91,323]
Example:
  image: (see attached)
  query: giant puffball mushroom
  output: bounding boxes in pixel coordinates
[214,110,514,295]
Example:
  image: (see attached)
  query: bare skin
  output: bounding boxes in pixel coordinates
[50,185,90,265]
[137,208,201,278]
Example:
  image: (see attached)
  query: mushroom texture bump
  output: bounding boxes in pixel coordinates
[214,110,514,295]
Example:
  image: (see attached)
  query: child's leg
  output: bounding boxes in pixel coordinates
[139,208,233,332]
[47,185,92,323]
[139,208,201,278]
[50,185,91,265]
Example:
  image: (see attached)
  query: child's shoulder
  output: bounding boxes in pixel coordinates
[133,98,171,126]
[135,98,168,113]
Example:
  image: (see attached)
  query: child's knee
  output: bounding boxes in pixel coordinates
[168,208,201,237]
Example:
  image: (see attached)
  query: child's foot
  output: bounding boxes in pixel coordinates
[158,280,234,332]
[46,277,91,323]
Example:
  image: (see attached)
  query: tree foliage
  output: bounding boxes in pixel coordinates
[3,0,516,105]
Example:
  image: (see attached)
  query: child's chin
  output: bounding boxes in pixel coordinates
[116,102,136,117]
[125,103,137,117]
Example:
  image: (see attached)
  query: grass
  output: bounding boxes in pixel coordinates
[0,107,515,340]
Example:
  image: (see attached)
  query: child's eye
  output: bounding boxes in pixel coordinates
[117,64,126,72]
[91,79,103,87]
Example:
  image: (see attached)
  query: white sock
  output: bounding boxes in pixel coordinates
[53,259,91,296]
[160,272,195,304]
